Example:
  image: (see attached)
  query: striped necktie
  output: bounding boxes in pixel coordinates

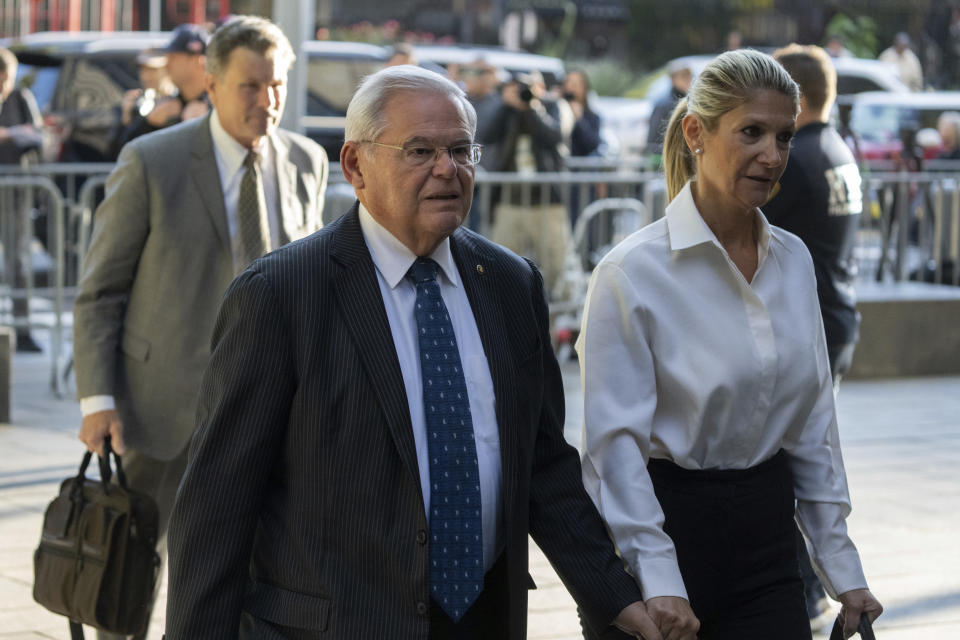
[237,150,270,267]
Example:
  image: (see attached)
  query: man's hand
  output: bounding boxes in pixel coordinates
[79,409,126,456]
[611,601,662,640]
[645,596,699,640]
[145,98,182,126]
[501,83,530,111]
[837,588,882,638]
[180,99,210,121]
[569,99,585,119]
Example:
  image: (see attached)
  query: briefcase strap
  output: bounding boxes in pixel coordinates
[69,620,84,640]
[97,436,129,490]
[829,612,877,640]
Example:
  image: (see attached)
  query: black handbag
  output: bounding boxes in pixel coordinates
[829,612,877,640]
[32,437,161,639]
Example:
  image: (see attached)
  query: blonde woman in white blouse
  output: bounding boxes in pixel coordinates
[577,50,882,640]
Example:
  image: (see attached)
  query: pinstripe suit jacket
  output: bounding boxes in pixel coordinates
[165,204,641,639]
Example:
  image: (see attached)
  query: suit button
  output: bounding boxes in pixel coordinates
[416,529,427,545]
[416,601,428,616]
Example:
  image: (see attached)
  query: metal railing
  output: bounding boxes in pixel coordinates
[1,162,958,397]
[0,174,68,394]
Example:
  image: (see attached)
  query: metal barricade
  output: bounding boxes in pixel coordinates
[0,160,958,396]
[0,175,67,394]
[860,172,960,286]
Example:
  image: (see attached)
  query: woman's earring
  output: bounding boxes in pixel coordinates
[693,147,703,155]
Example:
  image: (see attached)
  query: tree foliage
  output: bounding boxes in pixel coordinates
[626,0,735,70]
[824,13,879,58]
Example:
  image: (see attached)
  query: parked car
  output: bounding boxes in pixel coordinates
[639,53,909,106]
[1,31,171,162]
[411,44,565,87]
[591,96,652,160]
[838,91,960,168]
[301,40,390,161]
[627,53,912,156]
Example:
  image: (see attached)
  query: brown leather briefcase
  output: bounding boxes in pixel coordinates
[33,437,160,638]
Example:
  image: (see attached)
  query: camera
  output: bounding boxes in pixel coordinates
[517,82,534,103]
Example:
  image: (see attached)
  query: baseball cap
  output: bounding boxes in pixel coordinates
[164,24,210,55]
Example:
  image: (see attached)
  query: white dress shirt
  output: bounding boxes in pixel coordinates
[209,108,283,265]
[358,204,503,572]
[80,111,284,417]
[576,181,867,601]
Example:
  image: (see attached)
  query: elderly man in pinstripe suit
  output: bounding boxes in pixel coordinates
[166,65,658,640]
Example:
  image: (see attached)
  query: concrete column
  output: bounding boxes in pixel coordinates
[274,0,315,135]
[0,327,13,423]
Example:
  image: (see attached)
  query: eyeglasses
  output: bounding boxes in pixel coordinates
[363,141,483,167]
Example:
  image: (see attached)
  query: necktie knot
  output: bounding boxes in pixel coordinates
[409,257,439,284]
[243,150,260,170]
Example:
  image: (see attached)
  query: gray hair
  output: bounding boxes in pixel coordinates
[939,111,960,148]
[206,15,294,79]
[663,49,800,200]
[345,64,477,143]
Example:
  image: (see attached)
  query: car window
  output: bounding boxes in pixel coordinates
[837,75,884,95]
[55,57,138,114]
[15,64,59,112]
[850,104,901,143]
[306,57,384,117]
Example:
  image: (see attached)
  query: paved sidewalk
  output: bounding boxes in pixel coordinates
[1,348,958,639]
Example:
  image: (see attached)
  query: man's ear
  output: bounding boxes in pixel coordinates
[204,72,217,102]
[340,141,365,190]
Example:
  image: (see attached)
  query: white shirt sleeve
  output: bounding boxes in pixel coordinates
[80,395,116,416]
[789,274,868,598]
[577,261,688,600]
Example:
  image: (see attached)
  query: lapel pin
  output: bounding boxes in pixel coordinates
[476,264,485,275]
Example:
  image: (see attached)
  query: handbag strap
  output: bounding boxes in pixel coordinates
[69,620,85,640]
[829,613,876,640]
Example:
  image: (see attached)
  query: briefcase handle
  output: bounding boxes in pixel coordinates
[829,613,876,640]
[71,436,129,502]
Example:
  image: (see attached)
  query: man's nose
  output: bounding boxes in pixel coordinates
[258,86,277,111]
[432,148,458,177]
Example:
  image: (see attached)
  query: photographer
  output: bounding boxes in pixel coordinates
[0,47,44,351]
[110,24,210,158]
[482,70,571,297]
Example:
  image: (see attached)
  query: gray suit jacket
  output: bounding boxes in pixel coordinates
[73,114,328,460]
[165,205,641,639]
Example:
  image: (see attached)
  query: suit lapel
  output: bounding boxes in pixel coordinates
[330,206,422,492]
[189,116,230,253]
[450,232,519,522]
[272,132,302,245]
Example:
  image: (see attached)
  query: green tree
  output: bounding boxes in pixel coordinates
[824,13,879,58]
[626,0,735,69]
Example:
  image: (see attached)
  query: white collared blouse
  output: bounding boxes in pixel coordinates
[576,181,868,602]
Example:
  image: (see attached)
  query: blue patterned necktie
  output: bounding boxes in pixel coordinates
[408,257,484,622]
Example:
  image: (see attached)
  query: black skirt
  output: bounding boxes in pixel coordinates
[647,450,811,640]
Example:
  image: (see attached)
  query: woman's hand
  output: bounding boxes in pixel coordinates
[837,588,883,638]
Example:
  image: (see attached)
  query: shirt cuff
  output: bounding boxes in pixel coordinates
[635,557,689,601]
[80,395,116,416]
[814,549,868,599]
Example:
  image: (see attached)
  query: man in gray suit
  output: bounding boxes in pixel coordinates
[74,15,327,639]
[166,65,665,639]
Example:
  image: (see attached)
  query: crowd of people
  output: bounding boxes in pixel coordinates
[0,12,892,640]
